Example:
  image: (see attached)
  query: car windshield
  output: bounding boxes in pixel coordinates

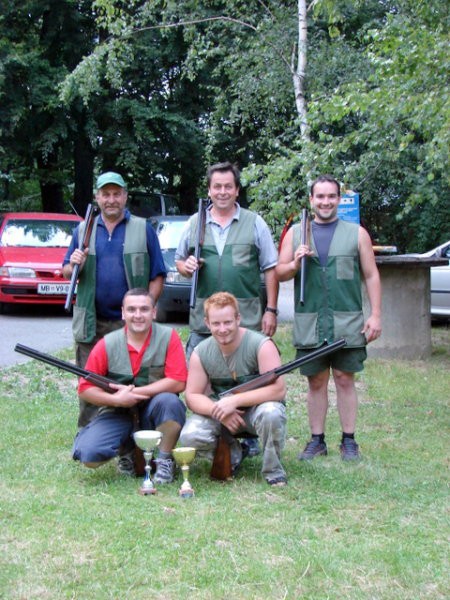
[0,219,78,248]
[155,220,187,250]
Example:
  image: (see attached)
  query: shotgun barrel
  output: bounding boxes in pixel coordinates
[218,338,347,398]
[299,208,309,306]
[64,204,96,312]
[210,338,347,480]
[14,343,115,392]
[189,198,208,309]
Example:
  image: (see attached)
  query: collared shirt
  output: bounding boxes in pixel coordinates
[63,210,166,320]
[174,203,277,270]
[78,326,187,394]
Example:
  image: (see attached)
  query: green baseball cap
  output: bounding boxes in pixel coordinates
[96,172,126,189]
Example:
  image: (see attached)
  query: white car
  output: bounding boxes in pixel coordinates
[422,241,450,320]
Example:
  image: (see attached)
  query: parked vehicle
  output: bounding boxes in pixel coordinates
[128,191,181,218]
[425,240,450,320]
[151,215,191,322]
[0,212,82,309]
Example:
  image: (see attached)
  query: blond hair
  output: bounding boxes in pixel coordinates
[204,292,239,320]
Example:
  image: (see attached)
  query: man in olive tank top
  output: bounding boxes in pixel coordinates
[276,175,381,461]
[179,292,287,487]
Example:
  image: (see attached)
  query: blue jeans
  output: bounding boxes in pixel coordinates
[72,393,186,464]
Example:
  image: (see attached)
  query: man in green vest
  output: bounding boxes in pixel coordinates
[175,161,279,358]
[63,172,167,428]
[179,292,287,487]
[175,161,279,458]
[276,175,381,461]
[72,288,187,481]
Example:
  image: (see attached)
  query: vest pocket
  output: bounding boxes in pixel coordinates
[232,244,251,266]
[336,256,354,280]
[73,306,88,342]
[333,310,366,346]
[294,312,318,346]
[130,253,146,277]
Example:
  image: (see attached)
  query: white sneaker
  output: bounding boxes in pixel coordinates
[154,457,175,484]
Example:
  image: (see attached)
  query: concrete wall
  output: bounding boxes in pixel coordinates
[363,262,432,359]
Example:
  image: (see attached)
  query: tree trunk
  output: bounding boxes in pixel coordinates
[73,133,95,216]
[37,153,65,213]
[293,0,309,142]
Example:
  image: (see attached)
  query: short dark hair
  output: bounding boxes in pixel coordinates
[310,175,341,196]
[207,162,241,188]
[123,288,155,306]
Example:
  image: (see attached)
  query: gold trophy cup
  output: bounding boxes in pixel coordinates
[172,447,196,498]
[133,430,163,495]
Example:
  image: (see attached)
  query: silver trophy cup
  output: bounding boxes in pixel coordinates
[133,430,163,495]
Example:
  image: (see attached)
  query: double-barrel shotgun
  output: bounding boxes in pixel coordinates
[14,343,146,475]
[64,203,96,312]
[189,198,208,309]
[210,337,347,480]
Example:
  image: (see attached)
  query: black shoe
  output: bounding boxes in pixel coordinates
[340,438,360,461]
[298,438,328,461]
[241,437,260,457]
[232,442,250,476]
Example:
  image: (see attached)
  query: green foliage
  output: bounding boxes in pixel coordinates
[237,1,449,251]
[1,0,448,247]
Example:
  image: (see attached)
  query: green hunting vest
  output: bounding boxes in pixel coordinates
[99,323,172,415]
[196,329,267,398]
[188,209,262,334]
[72,215,150,343]
[292,219,366,349]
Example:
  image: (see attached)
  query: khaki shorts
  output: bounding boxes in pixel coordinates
[296,346,367,377]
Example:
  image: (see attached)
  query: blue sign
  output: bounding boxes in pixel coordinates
[338,191,360,224]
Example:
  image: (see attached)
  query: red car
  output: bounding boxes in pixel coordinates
[0,212,82,308]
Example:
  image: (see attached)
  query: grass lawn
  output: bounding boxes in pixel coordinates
[1,324,449,599]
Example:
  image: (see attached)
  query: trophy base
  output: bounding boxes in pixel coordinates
[179,488,194,499]
[139,487,157,495]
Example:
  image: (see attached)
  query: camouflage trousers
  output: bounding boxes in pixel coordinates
[179,402,287,481]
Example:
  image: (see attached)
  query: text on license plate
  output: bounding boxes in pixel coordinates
[37,283,71,295]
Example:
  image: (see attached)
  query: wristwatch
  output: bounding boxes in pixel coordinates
[265,307,279,316]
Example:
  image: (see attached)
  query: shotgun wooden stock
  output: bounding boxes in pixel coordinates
[189,198,208,309]
[64,203,96,312]
[210,338,347,480]
[210,426,233,480]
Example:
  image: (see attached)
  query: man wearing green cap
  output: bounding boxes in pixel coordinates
[63,172,167,430]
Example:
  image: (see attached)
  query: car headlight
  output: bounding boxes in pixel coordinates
[0,266,36,278]
[166,271,189,284]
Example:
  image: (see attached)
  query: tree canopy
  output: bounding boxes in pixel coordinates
[0,0,448,250]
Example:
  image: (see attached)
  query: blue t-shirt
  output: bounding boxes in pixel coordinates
[63,210,166,320]
[311,220,339,267]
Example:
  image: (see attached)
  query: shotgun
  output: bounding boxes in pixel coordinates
[299,208,309,306]
[15,343,116,391]
[64,203,96,312]
[14,343,146,475]
[189,198,208,309]
[210,338,347,480]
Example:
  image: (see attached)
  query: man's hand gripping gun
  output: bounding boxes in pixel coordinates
[14,344,146,475]
[210,337,347,480]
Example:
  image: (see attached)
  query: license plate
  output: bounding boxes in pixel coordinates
[37,283,71,295]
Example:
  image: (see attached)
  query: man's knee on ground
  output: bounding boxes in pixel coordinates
[82,460,110,469]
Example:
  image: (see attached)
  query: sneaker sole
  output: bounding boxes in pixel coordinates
[298,449,328,461]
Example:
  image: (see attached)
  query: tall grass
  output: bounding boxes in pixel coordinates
[1,325,448,599]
